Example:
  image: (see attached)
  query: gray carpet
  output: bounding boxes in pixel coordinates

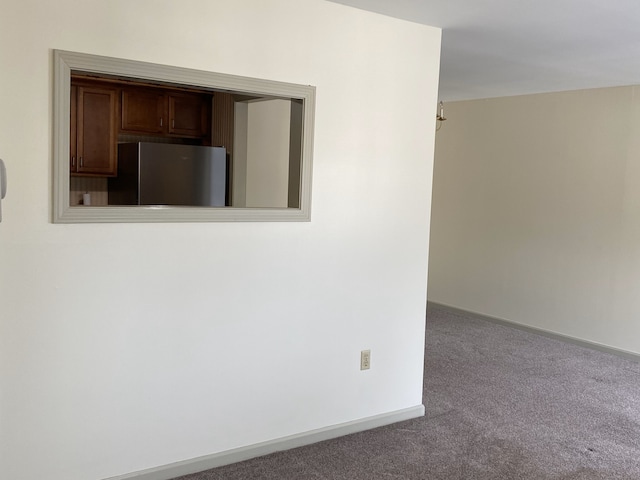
[174,306,640,479]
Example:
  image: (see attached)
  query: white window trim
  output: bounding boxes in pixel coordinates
[52,50,315,223]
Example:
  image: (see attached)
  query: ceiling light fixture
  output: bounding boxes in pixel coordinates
[436,101,446,131]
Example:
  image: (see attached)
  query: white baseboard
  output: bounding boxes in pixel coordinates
[104,405,425,480]
[428,301,640,362]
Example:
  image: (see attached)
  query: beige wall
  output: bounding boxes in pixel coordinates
[232,102,249,207]
[0,1,441,479]
[233,99,293,208]
[245,99,291,208]
[429,85,640,355]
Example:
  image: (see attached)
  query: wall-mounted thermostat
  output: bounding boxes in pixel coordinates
[0,158,7,222]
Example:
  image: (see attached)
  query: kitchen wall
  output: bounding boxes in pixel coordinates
[429,85,640,355]
[70,177,108,206]
[243,99,291,208]
[0,1,441,479]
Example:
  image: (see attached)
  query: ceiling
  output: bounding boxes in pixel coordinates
[327,0,640,101]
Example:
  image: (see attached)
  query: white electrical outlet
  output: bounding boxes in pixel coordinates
[360,350,371,370]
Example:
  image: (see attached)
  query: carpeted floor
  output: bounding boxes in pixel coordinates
[174,306,640,479]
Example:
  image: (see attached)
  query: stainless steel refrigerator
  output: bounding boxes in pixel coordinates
[108,143,227,207]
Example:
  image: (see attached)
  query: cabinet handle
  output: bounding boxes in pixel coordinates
[79,156,84,167]
[172,119,175,128]
[71,156,76,168]
[160,117,163,127]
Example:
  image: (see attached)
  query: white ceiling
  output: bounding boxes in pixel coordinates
[327,0,640,101]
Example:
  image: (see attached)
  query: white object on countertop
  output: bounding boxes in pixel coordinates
[83,193,91,206]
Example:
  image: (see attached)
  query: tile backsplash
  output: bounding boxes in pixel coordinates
[70,176,108,206]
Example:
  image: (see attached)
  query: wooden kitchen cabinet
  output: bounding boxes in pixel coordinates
[68,76,212,181]
[121,88,165,134]
[70,85,77,172]
[70,82,118,176]
[120,88,210,139]
[168,92,209,137]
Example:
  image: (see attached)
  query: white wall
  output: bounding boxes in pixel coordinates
[0,1,441,479]
[429,86,640,355]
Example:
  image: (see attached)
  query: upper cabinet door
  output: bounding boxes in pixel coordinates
[70,85,78,173]
[76,86,118,176]
[168,93,209,138]
[121,89,166,134]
